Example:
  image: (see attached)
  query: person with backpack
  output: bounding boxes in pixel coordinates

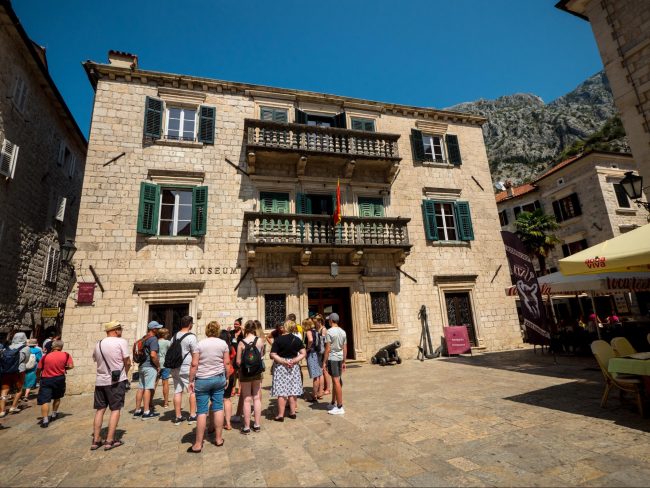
[236,320,264,434]
[133,321,161,420]
[36,339,73,428]
[269,321,306,422]
[303,319,323,402]
[169,315,198,425]
[22,338,43,402]
[0,332,31,417]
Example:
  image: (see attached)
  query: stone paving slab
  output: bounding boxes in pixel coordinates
[0,348,649,487]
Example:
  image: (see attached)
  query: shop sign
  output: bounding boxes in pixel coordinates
[41,308,59,318]
[443,326,471,355]
[77,282,96,304]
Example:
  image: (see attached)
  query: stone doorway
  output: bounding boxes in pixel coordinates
[307,287,354,359]
[148,303,189,336]
[444,292,478,346]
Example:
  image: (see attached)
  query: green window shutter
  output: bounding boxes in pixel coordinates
[191,186,208,236]
[198,105,216,144]
[295,108,307,124]
[296,193,311,214]
[260,192,289,213]
[273,109,288,123]
[411,129,425,162]
[137,182,160,235]
[422,200,438,241]
[261,107,274,121]
[351,119,363,131]
[445,134,462,165]
[334,112,347,129]
[455,201,474,241]
[143,97,164,139]
[260,192,275,213]
[570,193,582,216]
[358,197,384,217]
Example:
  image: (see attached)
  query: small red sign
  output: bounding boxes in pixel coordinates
[443,326,472,355]
[77,282,96,305]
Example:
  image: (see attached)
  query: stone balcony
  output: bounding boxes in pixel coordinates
[244,211,411,267]
[244,119,401,182]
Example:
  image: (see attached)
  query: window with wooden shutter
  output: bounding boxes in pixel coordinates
[454,201,474,241]
[0,139,19,179]
[334,112,347,129]
[422,200,438,241]
[43,246,60,284]
[137,182,160,235]
[351,117,375,132]
[67,155,76,178]
[198,105,216,144]
[12,76,28,113]
[411,129,425,162]
[295,108,307,125]
[191,186,208,236]
[553,193,581,222]
[358,197,384,217]
[57,142,66,166]
[143,96,164,139]
[55,197,67,222]
[260,107,288,123]
[445,134,462,165]
[613,183,631,208]
[499,209,509,226]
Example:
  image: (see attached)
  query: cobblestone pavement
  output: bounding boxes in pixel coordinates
[1,348,650,487]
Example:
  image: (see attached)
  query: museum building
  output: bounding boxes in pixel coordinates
[62,51,522,392]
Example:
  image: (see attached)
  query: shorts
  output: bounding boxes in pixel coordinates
[172,369,191,394]
[224,374,235,399]
[138,366,157,390]
[1,372,25,391]
[159,368,171,380]
[195,374,227,415]
[327,360,343,378]
[37,375,66,404]
[94,381,127,411]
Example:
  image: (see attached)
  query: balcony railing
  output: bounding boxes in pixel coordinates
[245,119,401,160]
[244,212,410,248]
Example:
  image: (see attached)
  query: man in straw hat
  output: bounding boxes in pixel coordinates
[91,320,130,450]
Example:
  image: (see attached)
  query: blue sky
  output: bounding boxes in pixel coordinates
[14,0,602,137]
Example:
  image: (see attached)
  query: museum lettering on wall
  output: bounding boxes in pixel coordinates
[189,266,240,276]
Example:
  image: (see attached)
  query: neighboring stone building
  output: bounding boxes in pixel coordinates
[63,51,522,392]
[0,1,87,338]
[557,0,650,199]
[496,151,648,273]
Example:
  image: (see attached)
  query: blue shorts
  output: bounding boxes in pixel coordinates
[159,368,171,380]
[195,374,226,415]
[138,366,157,390]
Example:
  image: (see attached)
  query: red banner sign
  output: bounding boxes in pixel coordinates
[443,326,472,355]
[77,282,96,305]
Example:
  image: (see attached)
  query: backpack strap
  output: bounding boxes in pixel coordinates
[178,332,194,362]
[99,340,123,376]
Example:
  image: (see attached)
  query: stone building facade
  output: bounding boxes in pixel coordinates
[0,1,87,336]
[496,151,648,273]
[63,51,522,393]
[557,0,650,199]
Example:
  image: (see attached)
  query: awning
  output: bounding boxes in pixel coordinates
[558,224,650,275]
[505,271,650,296]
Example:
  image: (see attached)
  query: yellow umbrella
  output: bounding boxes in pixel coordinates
[559,224,650,275]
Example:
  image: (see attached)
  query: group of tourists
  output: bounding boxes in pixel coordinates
[0,330,74,430]
[90,311,347,452]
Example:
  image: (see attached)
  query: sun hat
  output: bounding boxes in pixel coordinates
[103,320,122,332]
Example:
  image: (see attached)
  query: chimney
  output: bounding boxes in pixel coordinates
[505,179,514,198]
[107,50,138,69]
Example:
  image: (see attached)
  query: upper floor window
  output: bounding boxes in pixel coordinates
[260,107,288,123]
[422,200,474,242]
[42,245,60,284]
[143,97,216,144]
[513,200,541,218]
[295,108,346,128]
[499,209,509,226]
[411,130,462,166]
[552,193,581,223]
[613,183,631,209]
[166,107,196,141]
[562,239,588,257]
[358,197,384,217]
[137,182,208,237]
[0,139,19,179]
[12,76,28,113]
[350,117,375,132]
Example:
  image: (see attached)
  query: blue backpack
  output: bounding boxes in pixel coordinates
[0,345,27,374]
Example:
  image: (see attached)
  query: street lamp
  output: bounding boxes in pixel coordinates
[620,171,650,211]
[60,239,77,264]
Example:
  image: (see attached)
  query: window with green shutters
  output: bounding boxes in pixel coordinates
[350,117,375,132]
[260,107,288,123]
[421,200,474,242]
[358,197,385,240]
[260,192,290,234]
[137,182,208,237]
[410,129,462,166]
[142,96,216,144]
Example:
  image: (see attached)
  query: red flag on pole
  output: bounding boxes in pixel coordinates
[334,178,342,225]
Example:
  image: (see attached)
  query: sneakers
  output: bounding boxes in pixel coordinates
[8,407,20,414]
[326,403,337,411]
[40,419,49,428]
[133,409,143,418]
[252,424,261,432]
[172,416,185,425]
[141,411,160,420]
[187,415,197,425]
[240,427,251,435]
[50,412,58,421]
[328,406,345,415]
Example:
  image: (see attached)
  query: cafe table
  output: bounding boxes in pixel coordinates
[608,352,650,394]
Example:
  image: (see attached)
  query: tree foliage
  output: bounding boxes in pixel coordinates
[515,209,561,273]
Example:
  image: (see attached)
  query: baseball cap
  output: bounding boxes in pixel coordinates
[326,313,339,322]
[147,320,163,330]
[103,320,122,332]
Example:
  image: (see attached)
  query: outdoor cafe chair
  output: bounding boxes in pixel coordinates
[611,337,637,357]
[591,340,643,416]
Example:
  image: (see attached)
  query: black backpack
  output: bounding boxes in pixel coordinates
[240,337,263,378]
[164,333,193,369]
[0,345,27,374]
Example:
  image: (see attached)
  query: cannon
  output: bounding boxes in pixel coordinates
[371,341,402,366]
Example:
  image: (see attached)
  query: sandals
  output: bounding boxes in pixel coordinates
[287,413,297,420]
[273,417,284,422]
[91,439,104,451]
[187,446,202,454]
[103,440,124,451]
[224,424,232,431]
[215,439,225,447]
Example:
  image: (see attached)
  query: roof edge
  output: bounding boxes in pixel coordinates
[555,0,589,21]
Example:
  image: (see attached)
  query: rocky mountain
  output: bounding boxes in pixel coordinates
[446,71,630,184]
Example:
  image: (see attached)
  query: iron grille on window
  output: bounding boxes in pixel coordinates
[370,292,391,324]
[264,294,286,329]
